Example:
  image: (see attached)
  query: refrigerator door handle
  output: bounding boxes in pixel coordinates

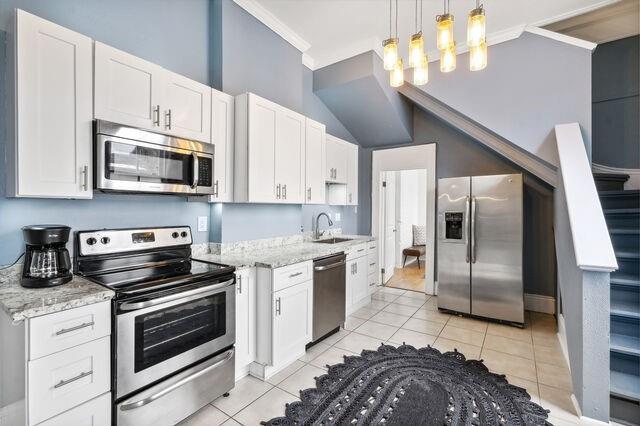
[471,196,477,264]
[465,196,470,263]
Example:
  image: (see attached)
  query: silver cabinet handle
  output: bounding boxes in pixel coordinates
[357,249,365,253]
[307,187,311,201]
[276,184,281,199]
[314,261,345,271]
[237,275,242,294]
[369,262,376,266]
[349,193,352,203]
[289,272,302,278]
[355,263,358,273]
[120,349,234,411]
[282,184,287,200]
[275,297,281,315]
[471,196,477,264]
[54,370,92,389]
[153,105,160,126]
[214,180,219,197]
[465,196,470,263]
[56,321,94,335]
[191,153,199,189]
[81,165,89,191]
[165,109,172,130]
[120,278,234,311]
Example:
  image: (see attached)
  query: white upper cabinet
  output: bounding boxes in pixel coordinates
[95,42,211,143]
[9,10,93,198]
[234,93,306,204]
[209,89,235,203]
[346,142,359,205]
[162,70,211,142]
[305,119,326,204]
[325,135,348,184]
[94,42,163,132]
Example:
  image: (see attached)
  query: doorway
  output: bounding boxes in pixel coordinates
[372,145,436,295]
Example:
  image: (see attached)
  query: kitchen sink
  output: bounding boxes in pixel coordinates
[313,237,353,244]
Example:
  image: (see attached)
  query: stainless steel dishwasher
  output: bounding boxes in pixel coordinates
[312,253,346,342]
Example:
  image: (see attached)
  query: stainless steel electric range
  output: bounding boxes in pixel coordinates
[74,226,236,426]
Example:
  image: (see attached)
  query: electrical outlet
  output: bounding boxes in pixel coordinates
[335,213,341,221]
[197,216,208,232]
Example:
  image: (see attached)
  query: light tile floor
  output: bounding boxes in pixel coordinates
[179,289,581,425]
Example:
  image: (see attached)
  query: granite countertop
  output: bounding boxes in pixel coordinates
[195,235,376,269]
[0,265,114,323]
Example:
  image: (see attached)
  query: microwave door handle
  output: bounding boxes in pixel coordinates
[191,152,199,189]
[119,278,234,311]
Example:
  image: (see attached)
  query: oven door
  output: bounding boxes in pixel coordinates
[95,134,214,195]
[115,276,235,399]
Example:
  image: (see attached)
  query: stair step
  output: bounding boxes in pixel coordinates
[616,250,640,260]
[611,352,640,401]
[594,173,630,192]
[609,229,640,253]
[599,190,640,210]
[605,208,640,230]
[611,298,640,319]
[611,276,640,288]
[611,333,640,356]
[614,258,640,281]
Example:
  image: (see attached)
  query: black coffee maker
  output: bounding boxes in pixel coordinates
[21,225,73,288]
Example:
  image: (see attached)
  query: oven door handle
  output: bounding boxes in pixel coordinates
[119,348,234,411]
[119,278,234,311]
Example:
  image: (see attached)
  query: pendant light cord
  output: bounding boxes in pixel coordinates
[389,0,392,38]
[395,0,398,39]
[415,0,417,33]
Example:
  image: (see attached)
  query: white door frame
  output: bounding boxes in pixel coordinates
[372,144,436,295]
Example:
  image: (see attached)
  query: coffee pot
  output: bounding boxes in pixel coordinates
[21,225,72,288]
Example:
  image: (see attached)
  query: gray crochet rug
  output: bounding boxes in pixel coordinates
[263,344,551,425]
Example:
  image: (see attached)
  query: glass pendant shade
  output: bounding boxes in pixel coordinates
[390,58,404,87]
[413,55,429,85]
[383,38,399,70]
[469,41,487,71]
[467,8,486,47]
[436,14,454,50]
[408,32,425,68]
[440,43,456,73]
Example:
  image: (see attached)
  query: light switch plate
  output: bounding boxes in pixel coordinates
[335,213,341,221]
[197,216,208,232]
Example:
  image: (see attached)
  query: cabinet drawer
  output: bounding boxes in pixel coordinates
[29,301,110,360]
[367,241,378,252]
[272,261,312,292]
[346,243,367,261]
[38,392,111,426]
[367,257,378,275]
[28,336,110,425]
[368,272,379,288]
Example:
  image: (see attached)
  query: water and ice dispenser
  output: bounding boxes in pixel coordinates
[444,212,464,240]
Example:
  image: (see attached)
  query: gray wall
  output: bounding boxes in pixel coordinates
[415,32,592,166]
[592,35,639,169]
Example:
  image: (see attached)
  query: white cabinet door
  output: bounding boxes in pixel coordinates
[210,89,234,202]
[275,109,306,204]
[352,256,368,306]
[325,135,347,184]
[235,268,256,378]
[247,94,278,202]
[163,70,211,142]
[272,281,312,366]
[305,119,326,204]
[12,10,93,198]
[94,42,163,131]
[346,143,359,205]
[38,393,110,426]
[345,259,356,313]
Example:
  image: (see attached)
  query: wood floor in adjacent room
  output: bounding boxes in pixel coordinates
[384,261,426,293]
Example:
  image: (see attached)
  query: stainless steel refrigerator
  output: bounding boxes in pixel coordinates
[437,174,524,325]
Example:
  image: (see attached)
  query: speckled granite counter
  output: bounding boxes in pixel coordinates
[0,265,114,323]
[195,235,376,269]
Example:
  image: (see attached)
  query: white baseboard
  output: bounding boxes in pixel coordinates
[592,162,640,190]
[524,293,556,314]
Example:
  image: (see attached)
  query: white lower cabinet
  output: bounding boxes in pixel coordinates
[253,262,313,379]
[235,267,256,380]
[346,245,370,315]
[38,392,110,426]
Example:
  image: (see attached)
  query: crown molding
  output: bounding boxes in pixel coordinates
[524,26,597,51]
[312,37,383,70]
[302,53,315,69]
[530,0,624,28]
[232,0,311,53]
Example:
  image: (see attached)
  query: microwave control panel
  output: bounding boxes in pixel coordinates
[197,157,213,187]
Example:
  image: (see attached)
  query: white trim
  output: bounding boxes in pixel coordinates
[530,0,625,28]
[524,26,598,51]
[232,0,311,53]
[593,162,640,190]
[399,84,558,187]
[555,123,618,272]
[524,294,556,314]
[302,53,315,70]
[557,313,570,372]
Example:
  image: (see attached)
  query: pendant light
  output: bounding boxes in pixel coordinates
[413,54,429,85]
[436,0,454,50]
[390,58,404,87]
[383,0,399,70]
[408,0,424,68]
[467,1,487,71]
[440,43,456,73]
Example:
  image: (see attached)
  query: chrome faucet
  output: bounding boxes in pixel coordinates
[313,212,334,240]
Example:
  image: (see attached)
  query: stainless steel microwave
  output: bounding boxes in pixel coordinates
[94,120,215,195]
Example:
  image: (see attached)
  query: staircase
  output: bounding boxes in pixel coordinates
[595,173,640,424]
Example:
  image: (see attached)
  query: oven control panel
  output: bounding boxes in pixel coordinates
[77,226,192,256]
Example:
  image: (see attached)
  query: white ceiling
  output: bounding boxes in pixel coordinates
[249,0,620,68]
